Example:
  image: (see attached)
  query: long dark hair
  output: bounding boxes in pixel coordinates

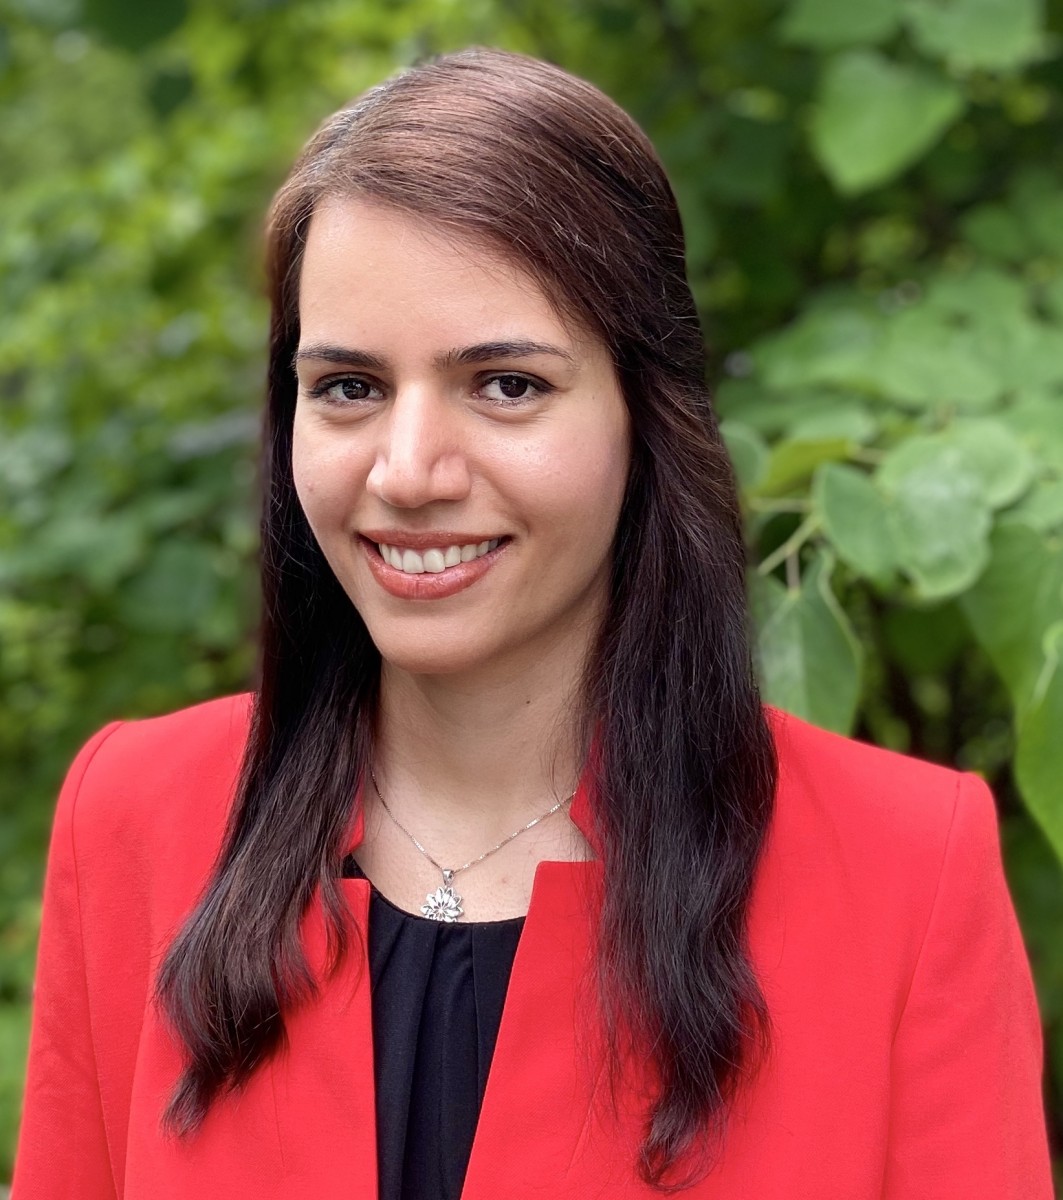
[155,46,777,1189]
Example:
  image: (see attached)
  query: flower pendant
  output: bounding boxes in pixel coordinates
[421,870,463,922]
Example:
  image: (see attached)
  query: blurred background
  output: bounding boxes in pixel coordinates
[1,0,1062,1184]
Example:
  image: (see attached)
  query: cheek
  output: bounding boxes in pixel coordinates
[581,450,630,533]
[290,437,327,544]
[290,413,315,503]
[536,420,631,540]
[290,418,360,527]
[571,411,632,522]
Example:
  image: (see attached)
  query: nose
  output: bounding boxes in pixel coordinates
[365,387,472,509]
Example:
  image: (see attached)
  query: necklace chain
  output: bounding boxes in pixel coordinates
[367,766,576,921]
[368,765,575,880]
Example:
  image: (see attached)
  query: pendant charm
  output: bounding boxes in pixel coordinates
[421,869,463,922]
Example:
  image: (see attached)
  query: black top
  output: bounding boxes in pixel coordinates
[341,854,525,1200]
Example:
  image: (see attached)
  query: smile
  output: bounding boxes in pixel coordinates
[377,539,501,575]
[360,535,509,601]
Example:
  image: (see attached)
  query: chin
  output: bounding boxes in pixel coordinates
[369,630,498,678]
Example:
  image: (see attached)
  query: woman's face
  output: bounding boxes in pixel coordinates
[292,198,632,679]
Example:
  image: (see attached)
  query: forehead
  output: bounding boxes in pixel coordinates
[297,197,588,352]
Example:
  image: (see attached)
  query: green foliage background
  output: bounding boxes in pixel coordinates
[2,0,1061,1181]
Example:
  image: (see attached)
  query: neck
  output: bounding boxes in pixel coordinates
[373,635,591,838]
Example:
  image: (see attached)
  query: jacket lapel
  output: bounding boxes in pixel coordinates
[460,856,607,1196]
[124,875,378,1197]
[456,772,627,1196]
[269,872,380,1195]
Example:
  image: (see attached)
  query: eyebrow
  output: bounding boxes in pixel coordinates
[291,339,576,374]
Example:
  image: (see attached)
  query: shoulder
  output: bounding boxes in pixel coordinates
[761,705,1002,941]
[765,703,986,848]
[76,690,253,775]
[63,690,252,814]
[57,692,254,889]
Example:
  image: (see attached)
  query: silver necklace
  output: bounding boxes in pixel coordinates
[368,766,575,922]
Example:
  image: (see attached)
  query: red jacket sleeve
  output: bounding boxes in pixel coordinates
[882,770,1053,1197]
[12,723,123,1200]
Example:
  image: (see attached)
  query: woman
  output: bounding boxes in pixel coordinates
[13,47,1052,1199]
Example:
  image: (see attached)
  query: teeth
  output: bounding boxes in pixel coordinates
[377,540,502,575]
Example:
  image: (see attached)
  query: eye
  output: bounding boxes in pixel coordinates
[480,373,552,406]
[306,375,381,405]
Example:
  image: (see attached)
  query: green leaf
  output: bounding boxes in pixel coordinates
[756,437,854,497]
[1015,622,1063,865]
[1005,481,1063,533]
[789,404,879,444]
[720,419,769,492]
[961,204,1034,264]
[754,307,883,393]
[947,419,1037,508]
[903,0,1046,73]
[809,51,965,194]
[985,320,1063,395]
[812,462,899,582]
[878,420,1035,507]
[1014,185,1063,258]
[753,548,863,733]
[924,266,1063,396]
[878,435,994,598]
[780,0,899,47]
[923,264,1030,322]
[871,308,1001,409]
[715,383,879,439]
[713,380,809,435]
[1006,395,1063,474]
[960,521,1063,703]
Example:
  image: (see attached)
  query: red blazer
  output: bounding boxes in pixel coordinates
[13,694,1052,1198]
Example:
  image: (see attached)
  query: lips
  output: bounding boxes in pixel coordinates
[360,535,508,600]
